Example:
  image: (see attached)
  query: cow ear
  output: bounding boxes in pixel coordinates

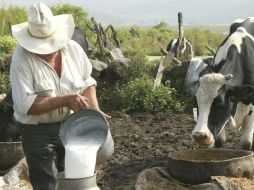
[227,85,254,104]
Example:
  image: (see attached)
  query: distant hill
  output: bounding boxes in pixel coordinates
[1,0,253,32]
[88,9,230,34]
[82,0,253,28]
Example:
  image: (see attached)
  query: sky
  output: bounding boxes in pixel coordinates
[0,0,253,26]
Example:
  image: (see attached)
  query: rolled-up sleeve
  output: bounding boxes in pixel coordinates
[83,76,97,89]
[10,48,37,115]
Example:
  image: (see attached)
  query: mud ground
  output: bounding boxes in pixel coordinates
[96,111,242,190]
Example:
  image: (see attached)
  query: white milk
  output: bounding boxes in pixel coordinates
[64,129,106,178]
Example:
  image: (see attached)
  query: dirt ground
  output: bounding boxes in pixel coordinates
[96,111,242,190]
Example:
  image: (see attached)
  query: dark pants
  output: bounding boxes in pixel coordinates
[20,123,65,190]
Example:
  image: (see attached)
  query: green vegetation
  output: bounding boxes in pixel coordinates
[0,72,10,94]
[185,28,224,56]
[50,3,96,45]
[0,6,27,35]
[51,3,89,29]
[0,35,17,93]
[0,3,227,113]
[118,77,184,113]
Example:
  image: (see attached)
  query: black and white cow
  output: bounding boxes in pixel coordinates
[166,38,178,55]
[183,17,254,150]
[166,37,194,58]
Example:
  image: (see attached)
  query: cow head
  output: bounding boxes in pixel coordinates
[192,72,254,148]
[192,73,233,147]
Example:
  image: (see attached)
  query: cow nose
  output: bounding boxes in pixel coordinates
[192,131,214,147]
[193,132,208,141]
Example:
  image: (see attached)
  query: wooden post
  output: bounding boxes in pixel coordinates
[107,25,121,48]
[153,51,174,88]
[176,12,184,58]
[154,13,186,88]
[99,24,108,48]
[91,17,107,63]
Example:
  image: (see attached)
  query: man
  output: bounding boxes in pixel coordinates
[10,2,110,190]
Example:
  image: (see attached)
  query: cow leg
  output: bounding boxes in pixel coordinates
[240,111,254,150]
[215,128,226,148]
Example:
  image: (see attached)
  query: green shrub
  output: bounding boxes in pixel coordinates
[118,77,184,113]
[0,72,11,94]
[0,35,17,73]
[51,3,89,29]
[185,28,225,56]
[0,35,17,54]
[123,59,152,82]
[97,81,122,111]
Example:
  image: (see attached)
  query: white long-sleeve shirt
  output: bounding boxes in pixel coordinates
[10,40,96,124]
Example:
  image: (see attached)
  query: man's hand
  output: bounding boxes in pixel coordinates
[65,93,89,112]
[95,108,111,120]
[81,85,111,120]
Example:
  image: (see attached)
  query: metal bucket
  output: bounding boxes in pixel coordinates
[57,172,100,190]
[60,108,114,164]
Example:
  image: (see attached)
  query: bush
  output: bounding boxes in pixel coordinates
[0,35,17,54]
[0,72,11,94]
[123,59,153,82]
[0,35,17,73]
[185,28,225,56]
[118,77,184,113]
[97,81,121,111]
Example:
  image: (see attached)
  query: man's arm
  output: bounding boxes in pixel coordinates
[82,85,111,119]
[27,94,88,115]
[27,86,110,119]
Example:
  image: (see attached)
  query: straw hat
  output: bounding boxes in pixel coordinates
[11,2,75,54]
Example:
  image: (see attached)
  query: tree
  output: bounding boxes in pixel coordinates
[50,3,90,29]
[152,21,168,30]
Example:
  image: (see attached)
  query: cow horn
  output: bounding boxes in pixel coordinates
[224,74,233,81]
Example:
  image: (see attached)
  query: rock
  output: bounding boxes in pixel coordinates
[131,125,141,133]
[159,131,175,139]
[135,167,188,190]
[135,167,254,190]
[132,134,139,140]
[1,158,32,190]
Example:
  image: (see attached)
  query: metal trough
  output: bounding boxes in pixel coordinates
[167,148,254,185]
[0,141,24,171]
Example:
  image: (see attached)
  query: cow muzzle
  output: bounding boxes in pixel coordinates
[192,131,215,147]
